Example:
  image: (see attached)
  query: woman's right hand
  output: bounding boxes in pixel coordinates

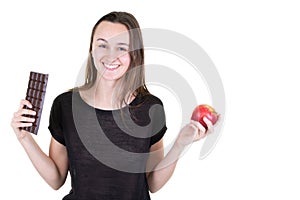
[11,99,36,140]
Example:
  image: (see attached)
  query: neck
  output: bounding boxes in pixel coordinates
[91,76,118,109]
[81,75,134,110]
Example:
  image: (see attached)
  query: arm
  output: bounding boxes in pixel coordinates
[147,119,213,193]
[11,99,69,190]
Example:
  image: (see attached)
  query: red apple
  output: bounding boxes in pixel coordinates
[191,104,219,129]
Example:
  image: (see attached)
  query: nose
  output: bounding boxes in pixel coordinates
[105,48,122,63]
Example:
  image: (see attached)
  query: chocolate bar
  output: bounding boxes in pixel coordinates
[21,71,49,135]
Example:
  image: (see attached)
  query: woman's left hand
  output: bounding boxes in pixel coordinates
[175,117,214,148]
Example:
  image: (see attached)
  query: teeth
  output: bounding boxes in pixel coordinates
[103,63,119,69]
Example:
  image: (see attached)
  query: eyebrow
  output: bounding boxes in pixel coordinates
[117,42,129,46]
[96,38,129,46]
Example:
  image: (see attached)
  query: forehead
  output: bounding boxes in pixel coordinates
[93,21,129,43]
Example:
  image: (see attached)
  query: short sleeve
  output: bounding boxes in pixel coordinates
[149,98,167,146]
[150,125,167,146]
[48,96,65,146]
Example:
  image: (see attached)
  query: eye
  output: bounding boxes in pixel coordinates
[98,44,108,49]
[117,47,128,52]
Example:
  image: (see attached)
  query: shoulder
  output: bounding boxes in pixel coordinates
[52,90,74,105]
[145,94,164,105]
[133,93,164,107]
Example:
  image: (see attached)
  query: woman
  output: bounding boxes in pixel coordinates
[11,11,214,199]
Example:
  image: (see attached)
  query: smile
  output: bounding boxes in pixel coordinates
[103,63,120,71]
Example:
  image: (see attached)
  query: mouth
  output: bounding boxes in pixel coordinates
[102,63,120,71]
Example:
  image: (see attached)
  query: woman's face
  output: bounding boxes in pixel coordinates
[91,21,131,81]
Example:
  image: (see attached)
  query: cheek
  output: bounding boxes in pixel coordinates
[92,48,105,60]
[119,53,130,66]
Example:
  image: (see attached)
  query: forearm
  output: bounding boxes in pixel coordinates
[18,134,65,189]
[147,142,185,193]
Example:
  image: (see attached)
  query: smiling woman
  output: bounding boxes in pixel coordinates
[92,21,131,81]
[81,12,147,109]
[10,11,215,200]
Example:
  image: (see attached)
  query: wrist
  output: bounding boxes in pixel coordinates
[17,130,31,143]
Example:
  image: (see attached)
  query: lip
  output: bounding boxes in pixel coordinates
[102,62,120,71]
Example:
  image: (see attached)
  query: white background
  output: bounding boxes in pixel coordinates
[1,0,299,199]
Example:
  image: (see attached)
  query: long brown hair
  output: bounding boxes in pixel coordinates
[76,11,149,108]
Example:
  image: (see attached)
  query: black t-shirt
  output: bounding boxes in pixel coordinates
[48,91,167,200]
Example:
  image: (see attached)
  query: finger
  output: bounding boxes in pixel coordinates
[20,129,31,135]
[203,117,214,134]
[16,115,36,123]
[14,122,33,128]
[19,99,33,109]
[190,120,206,134]
[11,115,33,124]
[214,114,221,126]
[16,108,37,117]
[189,121,207,141]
